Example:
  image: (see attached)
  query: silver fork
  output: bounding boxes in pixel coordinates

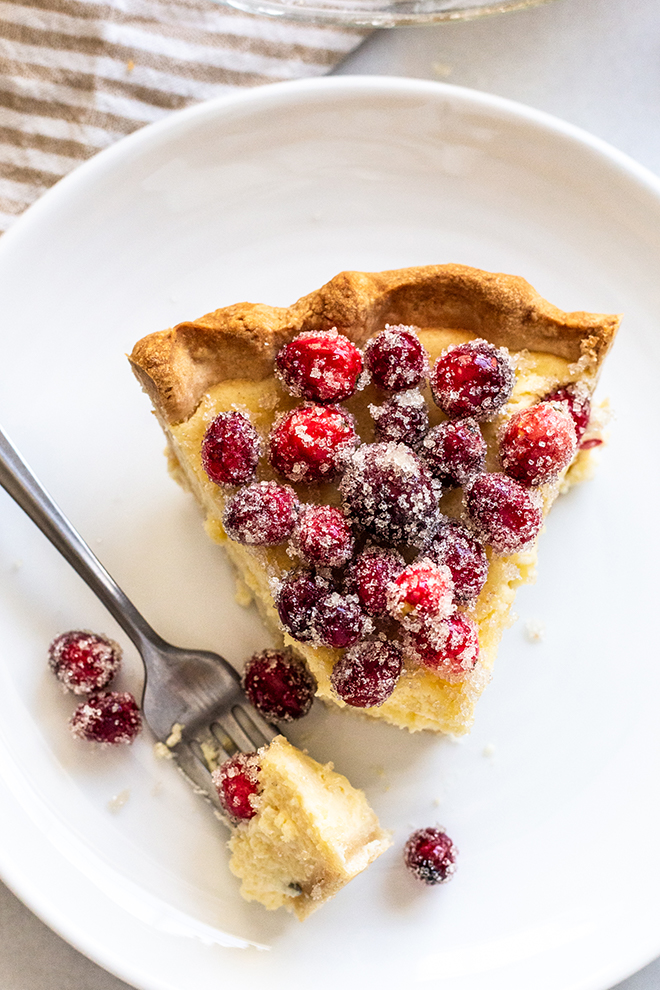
[0,425,277,813]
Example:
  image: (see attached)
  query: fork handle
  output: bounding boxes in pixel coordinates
[0,425,163,653]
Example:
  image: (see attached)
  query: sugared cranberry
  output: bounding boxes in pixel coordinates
[275,329,363,403]
[48,630,121,695]
[405,612,479,682]
[223,482,298,545]
[425,518,489,605]
[421,418,486,488]
[212,753,260,821]
[370,389,429,447]
[364,324,428,392]
[347,547,405,616]
[430,340,514,421]
[501,401,577,487]
[388,559,454,625]
[331,641,403,708]
[314,592,366,649]
[242,650,316,721]
[340,442,442,549]
[268,405,358,483]
[404,827,457,885]
[276,569,328,642]
[465,473,543,554]
[294,504,354,568]
[201,411,260,486]
[69,691,141,744]
[545,385,591,442]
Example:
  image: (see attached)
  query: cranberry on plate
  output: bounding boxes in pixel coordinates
[268,404,358,483]
[69,691,142,744]
[48,629,121,695]
[201,411,260,486]
[430,339,514,421]
[364,324,428,392]
[404,826,457,885]
[242,649,316,721]
[275,329,363,403]
[212,753,261,821]
[331,640,403,708]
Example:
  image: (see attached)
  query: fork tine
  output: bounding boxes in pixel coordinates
[172,741,223,809]
[213,707,266,754]
[231,704,279,750]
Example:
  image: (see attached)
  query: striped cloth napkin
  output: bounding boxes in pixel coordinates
[0,0,369,233]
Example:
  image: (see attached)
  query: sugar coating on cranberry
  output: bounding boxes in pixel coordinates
[212,753,260,822]
[268,404,358,483]
[387,558,454,627]
[370,389,429,447]
[404,612,479,682]
[421,418,486,488]
[314,591,366,649]
[275,329,363,403]
[69,691,141,744]
[364,325,428,391]
[501,401,577,487]
[465,472,543,554]
[347,546,405,616]
[201,411,260,487]
[430,339,514,421]
[275,569,328,642]
[331,640,403,708]
[340,442,442,549]
[425,518,489,605]
[242,649,316,721]
[224,482,298,545]
[48,630,121,695]
[544,384,591,442]
[293,504,354,568]
[404,827,457,885]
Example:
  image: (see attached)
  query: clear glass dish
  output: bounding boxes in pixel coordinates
[221,0,551,28]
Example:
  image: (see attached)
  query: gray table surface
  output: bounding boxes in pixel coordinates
[1,0,658,986]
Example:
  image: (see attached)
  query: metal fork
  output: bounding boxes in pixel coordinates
[0,425,277,813]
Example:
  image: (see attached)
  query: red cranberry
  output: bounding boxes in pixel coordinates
[212,753,260,821]
[268,405,358,483]
[294,504,354,568]
[425,518,489,605]
[223,482,298,545]
[242,650,316,721]
[404,827,457,885]
[314,592,366,649]
[275,329,363,403]
[364,325,428,391]
[544,385,591,442]
[501,401,577,487]
[69,691,141,744]
[388,559,454,624]
[201,412,260,486]
[275,569,328,642]
[430,340,514,421]
[465,473,543,554]
[340,442,442,549]
[370,389,429,446]
[331,640,403,708]
[421,418,486,488]
[347,547,405,616]
[48,630,121,695]
[405,612,479,682]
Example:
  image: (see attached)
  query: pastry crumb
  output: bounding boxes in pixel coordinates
[166,722,184,747]
[154,741,174,760]
[107,788,130,813]
[482,742,496,758]
[525,619,545,643]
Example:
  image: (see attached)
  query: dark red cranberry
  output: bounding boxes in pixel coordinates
[275,570,328,642]
[545,385,591,442]
[370,389,429,447]
[425,518,489,605]
[347,547,405,616]
[294,504,354,568]
[331,640,403,708]
[340,442,442,549]
[48,630,121,695]
[268,405,358,483]
[275,329,363,403]
[242,650,316,721]
[314,592,366,649]
[430,340,514,421]
[421,418,486,487]
[501,401,577,486]
[388,559,454,623]
[69,691,141,744]
[465,473,543,554]
[404,827,457,885]
[212,753,260,821]
[364,325,428,391]
[223,482,298,545]
[201,411,260,486]
[405,612,479,681]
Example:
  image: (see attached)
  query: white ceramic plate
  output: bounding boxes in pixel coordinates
[0,77,659,990]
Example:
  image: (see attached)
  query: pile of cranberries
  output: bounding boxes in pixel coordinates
[199,322,592,711]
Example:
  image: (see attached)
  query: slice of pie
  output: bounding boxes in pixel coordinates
[130,264,619,736]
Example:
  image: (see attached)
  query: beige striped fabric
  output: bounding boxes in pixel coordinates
[0,0,368,232]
